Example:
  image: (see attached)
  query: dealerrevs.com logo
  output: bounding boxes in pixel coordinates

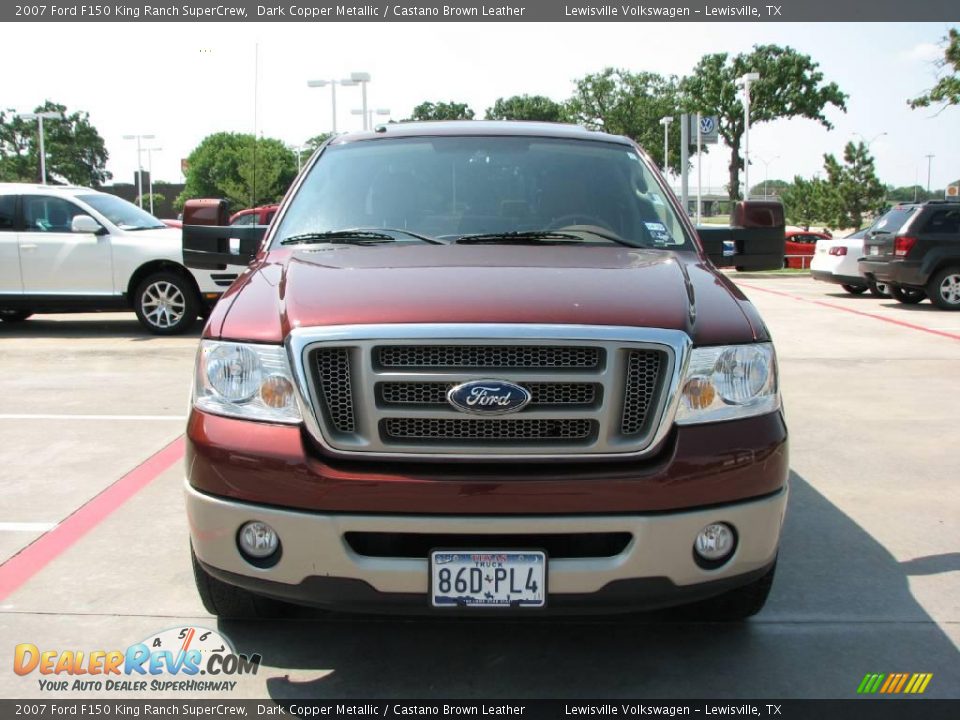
[13,626,261,693]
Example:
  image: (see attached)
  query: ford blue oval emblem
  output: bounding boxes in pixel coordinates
[447,379,531,415]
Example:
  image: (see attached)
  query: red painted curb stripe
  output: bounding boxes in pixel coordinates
[738,282,960,342]
[0,436,185,602]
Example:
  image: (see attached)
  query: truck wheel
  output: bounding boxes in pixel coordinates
[889,286,925,304]
[674,561,776,622]
[0,310,32,322]
[191,547,291,620]
[928,267,960,311]
[868,280,890,298]
[841,284,867,295]
[134,272,198,335]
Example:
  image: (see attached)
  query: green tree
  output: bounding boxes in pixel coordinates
[909,28,960,111]
[485,95,569,122]
[681,45,847,200]
[749,179,790,198]
[780,176,832,228]
[886,185,941,203]
[177,132,296,210]
[567,68,683,172]
[0,101,110,186]
[407,101,475,121]
[822,142,886,230]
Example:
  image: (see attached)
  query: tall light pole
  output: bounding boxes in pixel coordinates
[659,116,674,175]
[737,72,760,199]
[122,134,156,207]
[307,78,359,133]
[754,154,780,198]
[853,131,887,150]
[352,107,390,130]
[925,154,935,198]
[144,146,162,215]
[351,72,372,130]
[16,111,62,185]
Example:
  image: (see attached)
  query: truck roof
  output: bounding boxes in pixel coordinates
[328,120,634,147]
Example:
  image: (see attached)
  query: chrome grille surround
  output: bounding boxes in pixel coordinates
[286,324,692,460]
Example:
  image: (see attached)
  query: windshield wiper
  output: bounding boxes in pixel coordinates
[280,228,445,246]
[455,231,586,245]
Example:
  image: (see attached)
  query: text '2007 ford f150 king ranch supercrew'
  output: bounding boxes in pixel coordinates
[182,121,789,620]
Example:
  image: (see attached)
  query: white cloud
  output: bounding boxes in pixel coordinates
[900,42,943,63]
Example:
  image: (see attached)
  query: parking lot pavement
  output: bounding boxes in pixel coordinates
[0,287,958,700]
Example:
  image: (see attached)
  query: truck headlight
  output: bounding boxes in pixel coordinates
[194,341,301,423]
[675,343,779,424]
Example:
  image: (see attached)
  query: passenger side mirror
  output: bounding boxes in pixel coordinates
[71,215,102,234]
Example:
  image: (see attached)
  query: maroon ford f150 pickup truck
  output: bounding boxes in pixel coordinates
[183,121,788,619]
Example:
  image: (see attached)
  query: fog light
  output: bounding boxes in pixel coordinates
[238,521,279,559]
[694,523,736,565]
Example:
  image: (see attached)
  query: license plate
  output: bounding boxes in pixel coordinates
[870,246,880,255]
[430,550,546,608]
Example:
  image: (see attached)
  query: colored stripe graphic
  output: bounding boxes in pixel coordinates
[857,673,933,694]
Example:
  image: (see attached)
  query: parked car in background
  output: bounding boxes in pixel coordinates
[784,229,829,268]
[0,183,229,333]
[811,226,880,295]
[860,201,960,309]
[229,204,279,227]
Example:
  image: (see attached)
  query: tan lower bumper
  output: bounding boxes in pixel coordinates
[186,482,787,595]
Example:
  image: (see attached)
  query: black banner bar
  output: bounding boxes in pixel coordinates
[2,700,959,719]
[2,0,956,22]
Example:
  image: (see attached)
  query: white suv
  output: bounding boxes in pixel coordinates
[0,184,233,334]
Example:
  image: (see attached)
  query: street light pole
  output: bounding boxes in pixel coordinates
[659,116,673,175]
[738,72,760,200]
[754,155,780,198]
[144,147,162,215]
[925,154,935,198]
[122,134,156,207]
[16,111,62,185]
[853,131,887,150]
[307,77,362,133]
[351,72,371,130]
[352,107,390,130]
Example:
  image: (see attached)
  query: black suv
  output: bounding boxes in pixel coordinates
[859,201,960,309]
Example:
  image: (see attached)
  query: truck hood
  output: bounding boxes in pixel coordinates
[214,244,763,345]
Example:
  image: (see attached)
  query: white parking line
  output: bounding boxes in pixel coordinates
[0,414,185,421]
[0,522,57,532]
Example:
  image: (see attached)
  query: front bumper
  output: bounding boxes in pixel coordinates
[187,484,787,613]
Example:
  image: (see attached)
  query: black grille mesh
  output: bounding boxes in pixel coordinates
[382,418,595,442]
[314,348,356,433]
[379,382,597,406]
[376,345,601,369]
[621,350,664,435]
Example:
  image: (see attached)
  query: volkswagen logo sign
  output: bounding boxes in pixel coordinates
[447,380,531,415]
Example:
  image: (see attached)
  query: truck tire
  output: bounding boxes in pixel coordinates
[0,310,32,322]
[841,284,867,295]
[674,560,776,622]
[868,280,890,298]
[133,271,198,335]
[889,286,925,304]
[927,266,960,311]
[191,547,291,619]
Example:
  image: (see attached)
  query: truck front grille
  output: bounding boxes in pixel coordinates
[298,327,682,459]
[379,381,599,407]
[377,345,601,370]
[382,417,596,443]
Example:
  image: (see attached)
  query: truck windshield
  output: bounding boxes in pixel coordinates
[272,136,693,250]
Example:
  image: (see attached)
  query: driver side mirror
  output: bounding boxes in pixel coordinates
[71,214,103,235]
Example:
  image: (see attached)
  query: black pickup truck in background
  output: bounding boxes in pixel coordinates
[859,201,960,309]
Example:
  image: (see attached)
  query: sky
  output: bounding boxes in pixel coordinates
[2,21,957,194]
